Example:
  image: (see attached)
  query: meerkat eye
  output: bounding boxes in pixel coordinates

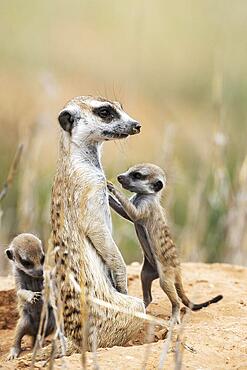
[40,255,45,265]
[20,257,34,269]
[93,105,120,122]
[132,172,143,180]
[98,107,112,119]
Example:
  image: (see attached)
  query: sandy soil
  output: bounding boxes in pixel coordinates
[0,262,246,369]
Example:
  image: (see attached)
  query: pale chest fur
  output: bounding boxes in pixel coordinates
[74,164,112,233]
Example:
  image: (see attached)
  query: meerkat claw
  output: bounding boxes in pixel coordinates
[31,292,42,304]
[7,347,21,360]
[107,181,115,192]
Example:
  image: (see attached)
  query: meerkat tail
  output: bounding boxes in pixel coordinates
[188,294,223,311]
[175,274,223,311]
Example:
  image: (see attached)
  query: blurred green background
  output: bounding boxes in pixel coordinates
[0,0,247,274]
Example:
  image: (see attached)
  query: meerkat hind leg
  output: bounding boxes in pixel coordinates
[141,257,159,307]
[159,273,181,325]
[8,318,28,360]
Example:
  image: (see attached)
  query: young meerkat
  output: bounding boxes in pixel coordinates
[6,233,55,360]
[108,163,223,323]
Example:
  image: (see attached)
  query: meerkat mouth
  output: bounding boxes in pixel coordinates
[103,131,129,140]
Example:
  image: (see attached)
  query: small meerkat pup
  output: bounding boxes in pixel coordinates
[6,233,55,360]
[108,163,223,323]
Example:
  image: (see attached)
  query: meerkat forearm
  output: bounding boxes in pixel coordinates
[87,226,127,293]
[108,194,132,222]
[17,289,42,304]
[108,185,146,221]
[17,289,34,302]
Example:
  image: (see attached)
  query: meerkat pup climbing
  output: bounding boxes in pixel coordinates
[108,163,223,324]
[6,233,55,360]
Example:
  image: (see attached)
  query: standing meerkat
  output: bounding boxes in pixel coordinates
[108,163,223,324]
[6,233,55,360]
[48,96,145,353]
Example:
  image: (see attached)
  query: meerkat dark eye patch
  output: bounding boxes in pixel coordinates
[153,180,163,192]
[131,172,146,180]
[93,105,120,123]
[19,257,34,269]
[58,110,75,134]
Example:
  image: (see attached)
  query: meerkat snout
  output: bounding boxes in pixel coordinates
[117,174,125,182]
[129,121,141,134]
[6,233,45,279]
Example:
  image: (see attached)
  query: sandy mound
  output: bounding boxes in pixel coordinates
[0,263,246,369]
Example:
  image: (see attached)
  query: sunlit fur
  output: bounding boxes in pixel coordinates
[109,163,223,324]
[44,96,144,357]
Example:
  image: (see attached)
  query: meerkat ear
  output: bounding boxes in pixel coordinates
[58,109,75,134]
[6,249,14,260]
[153,180,163,192]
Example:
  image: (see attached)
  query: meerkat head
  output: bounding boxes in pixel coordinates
[117,163,166,195]
[58,96,141,145]
[6,233,45,278]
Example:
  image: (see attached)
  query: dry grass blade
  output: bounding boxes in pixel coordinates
[91,325,100,370]
[0,144,23,202]
[89,296,167,326]
[31,243,68,370]
[158,318,176,370]
[141,321,155,370]
[174,308,190,370]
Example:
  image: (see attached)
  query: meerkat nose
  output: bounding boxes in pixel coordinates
[117,175,125,183]
[128,121,141,135]
[132,122,141,133]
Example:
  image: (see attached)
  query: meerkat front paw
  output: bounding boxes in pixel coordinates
[28,291,42,304]
[7,346,21,360]
[107,181,116,193]
[116,283,128,295]
[115,273,128,295]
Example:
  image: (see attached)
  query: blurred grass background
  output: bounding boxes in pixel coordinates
[0,0,247,274]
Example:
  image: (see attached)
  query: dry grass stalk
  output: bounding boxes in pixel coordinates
[141,321,155,370]
[31,242,68,370]
[89,297,166,326]
[91,326,100,370]
[17,117,45,233]
[174,308,191,370]
[226,154,247,263]
[0,143,23,203]
[158,317,176,370]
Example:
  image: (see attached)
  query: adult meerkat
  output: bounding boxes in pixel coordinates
[48,96,145,353]
[6,233,55,360]
[108,163,223,323]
